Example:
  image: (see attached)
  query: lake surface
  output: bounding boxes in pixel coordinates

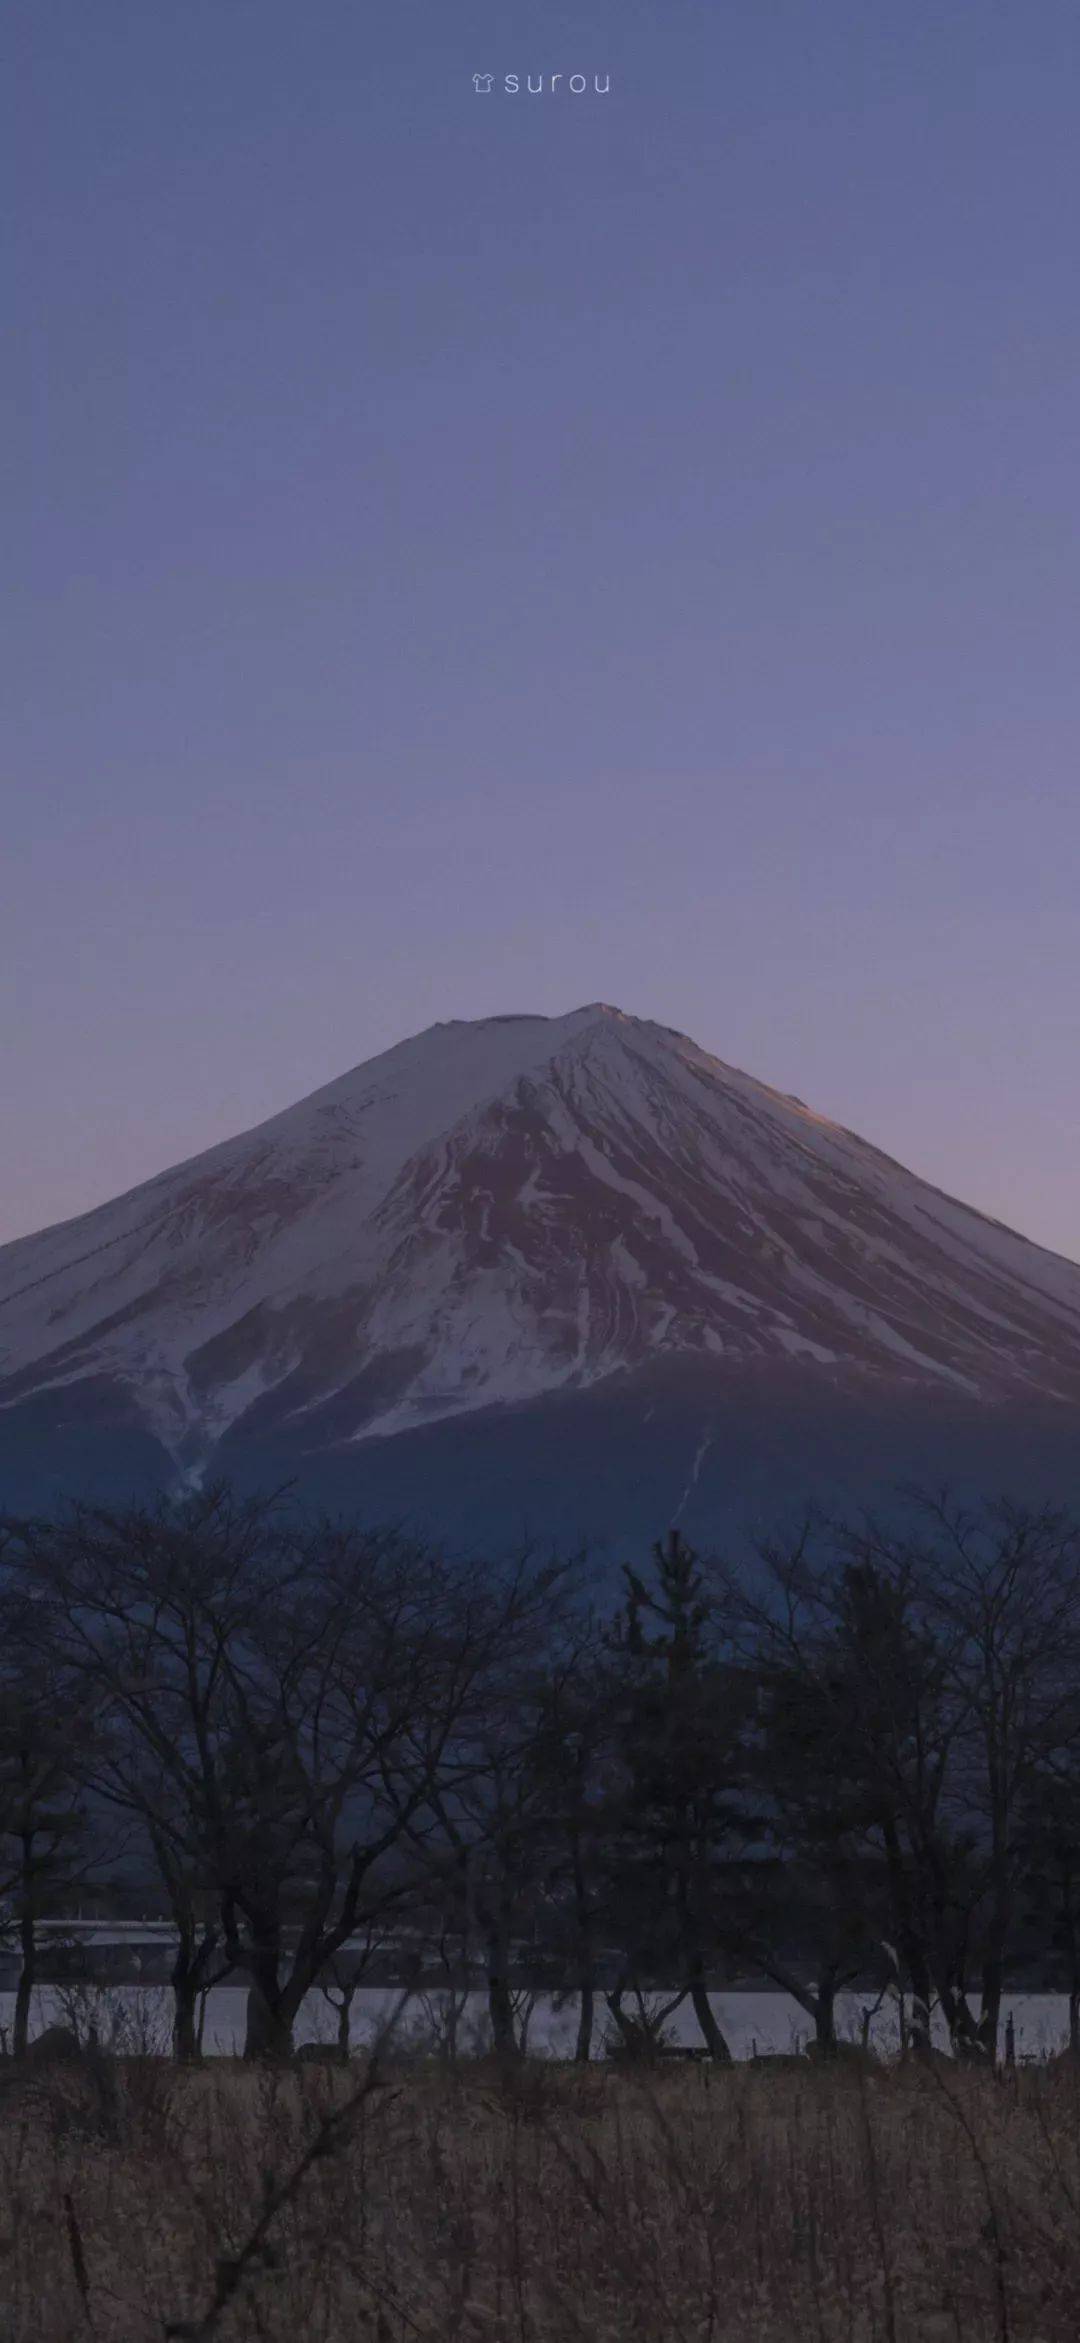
[1,1985,1075,2061]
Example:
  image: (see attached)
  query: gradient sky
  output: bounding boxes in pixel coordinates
[4,0,1079,1258]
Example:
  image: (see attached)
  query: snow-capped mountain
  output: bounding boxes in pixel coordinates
[3,1006,1080,1541]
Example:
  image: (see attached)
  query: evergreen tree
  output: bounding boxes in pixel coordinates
[604,1533,756,2060]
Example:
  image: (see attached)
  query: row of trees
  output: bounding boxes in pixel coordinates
[2,1484,1080,2066]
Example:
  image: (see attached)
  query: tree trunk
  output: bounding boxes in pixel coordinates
[169,1918,228,2061]
[688,1966,732,2062]
[13,1890,35,2060]
[570,1835,595,2064]
[942,1982,984,2063]
[900,1934,934,2059]
[172,1969,201,2063]
[243,1933,293,2060]
[881,1818,933,2058]
[973,1857,1010,2064]
[1059,1866,1080,2059]
[976,1955,1004,2066]
[605,1982,690,2058]
[243,1982,296,2061]
[575,1977,594,2064]
[604,1986,637,2052]
[910,1990,933,2059]
[813,1979,838,2056]
[483,1891,519,2059]
[487,1963,518,2059]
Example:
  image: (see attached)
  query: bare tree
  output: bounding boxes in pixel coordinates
[10,1477,1080,2074]
[398,1571,585,2059]
[0,1585,102,2055]
[732,1496,1080,2062]
[889,1494,1080,2058]
[732,1653,888,2053]
[1017,1762,1080,2057]
[532,1648,619,2062]
[9,1488,298,2057]
[11,1488,574,2059]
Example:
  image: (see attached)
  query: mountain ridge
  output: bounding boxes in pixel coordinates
[3,1005,1079,1533]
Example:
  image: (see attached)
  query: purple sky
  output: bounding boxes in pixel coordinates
[4,0,1079,1259]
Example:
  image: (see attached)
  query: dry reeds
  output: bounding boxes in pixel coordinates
[1,2054,1079,2340]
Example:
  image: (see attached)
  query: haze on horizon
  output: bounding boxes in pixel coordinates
[3,0,1079,1262]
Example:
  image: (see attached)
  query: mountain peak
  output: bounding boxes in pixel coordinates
[3,1007,1080,1497]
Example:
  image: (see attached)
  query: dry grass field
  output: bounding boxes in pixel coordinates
[2,2052,1080,2341]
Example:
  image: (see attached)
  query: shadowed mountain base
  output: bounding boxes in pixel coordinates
[3,1358,1078,1568]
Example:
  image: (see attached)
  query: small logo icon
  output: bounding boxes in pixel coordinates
[472,72,495,94]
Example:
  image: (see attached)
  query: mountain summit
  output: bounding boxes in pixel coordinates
[3,1007,1080,1538]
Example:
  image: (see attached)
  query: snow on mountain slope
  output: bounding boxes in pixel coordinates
[3,1005,1080,1475]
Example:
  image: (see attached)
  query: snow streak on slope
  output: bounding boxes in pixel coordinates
[3,1006,1080,1472]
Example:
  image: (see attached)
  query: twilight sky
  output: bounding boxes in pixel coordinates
[3,0,1079,1257]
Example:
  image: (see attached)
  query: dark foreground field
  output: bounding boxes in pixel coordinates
[3,2055,1080,2341]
